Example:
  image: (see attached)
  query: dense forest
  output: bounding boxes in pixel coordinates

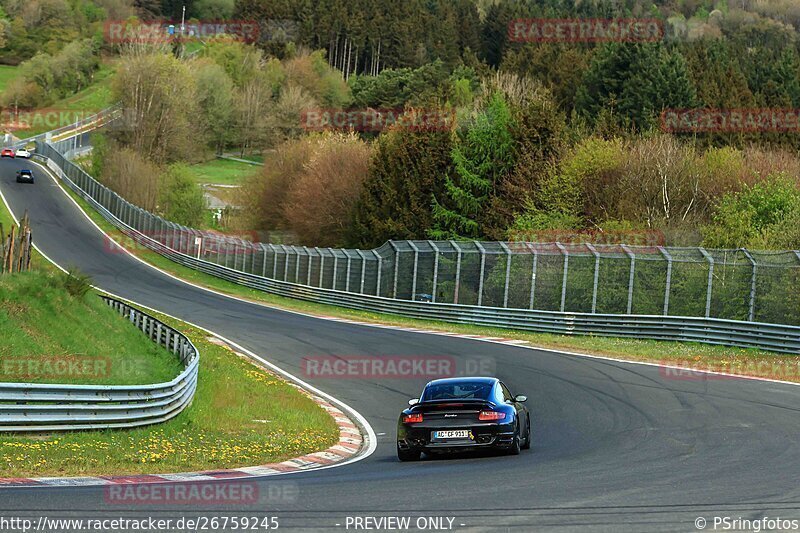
[13,0,800,251]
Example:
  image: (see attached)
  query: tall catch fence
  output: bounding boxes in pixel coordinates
[35,140,800,328]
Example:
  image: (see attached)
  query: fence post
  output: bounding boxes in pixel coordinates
[499,242,512,308]
[271,244,278,278]
[390,240,399,299]
[282,245,290,281]
[261,243,269,277]
[741,248,757,322]
[332,248,339,290]
[345,250,353,292]
[555,243,569,312]
[305,246,313,285]
[357,250,367,293]
[428,241,440,303]
[407,241,420,301]
[699,247,714,318]
[525,243,538,310]
[225,238,233,269]
[475,241,487,307]
[373,250,382,296]
[658,246,673,315]
[586,243,600,314]
[294,246,302,283]
[319,248,327,287]
[451,240,462,305]
[621,244,635,314]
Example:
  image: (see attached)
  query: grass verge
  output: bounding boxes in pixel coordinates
[11,61,116,139]
[0,65,17,93]
[0,188,340,477]
[190,158,258,186]
[0,270,181,385]
[57,177,800,384]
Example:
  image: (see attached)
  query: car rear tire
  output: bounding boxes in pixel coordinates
[521,416,531,450]
[397,445,421,462]
[507,426,521,456]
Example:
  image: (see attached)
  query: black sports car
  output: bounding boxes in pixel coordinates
[396,377,531,461]
[16,169,34,184]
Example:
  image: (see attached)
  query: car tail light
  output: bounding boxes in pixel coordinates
[479,411,505,421]
[403,413,423,423]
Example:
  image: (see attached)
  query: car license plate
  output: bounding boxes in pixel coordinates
[433,430,470,439]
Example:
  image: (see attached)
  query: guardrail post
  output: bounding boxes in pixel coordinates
[525,243,538,310]
[658,246,672,315]
[389,241,399,299]
[373,250,382,296]
[699,247,714,318]
[742,248,757,322]
[356,250,367,293]
[556,242,568,312]
[621,244,635,314]
[475,242,487,307]
[428,241,440,303]
[451,240,462,304]
[499,242,512,308]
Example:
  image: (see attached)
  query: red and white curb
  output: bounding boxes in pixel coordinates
[0,368,365,488]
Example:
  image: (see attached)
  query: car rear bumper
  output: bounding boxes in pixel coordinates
[16,176,33,183]
[398,422,516,452]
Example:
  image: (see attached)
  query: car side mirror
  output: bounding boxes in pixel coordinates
[514,395,527,403]
[408,398,419,406]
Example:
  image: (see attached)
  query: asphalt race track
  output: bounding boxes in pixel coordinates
[1,158,800,532]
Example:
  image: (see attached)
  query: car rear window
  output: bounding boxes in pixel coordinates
[421,381,493,401]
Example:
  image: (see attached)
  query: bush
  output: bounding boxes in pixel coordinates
[100,147,161,211]
[2,39,98,108]
[283,134,371,246]
[243,137,317,232]
[703,174,800,249]
[60,268,92,298]
[158,164,206,227]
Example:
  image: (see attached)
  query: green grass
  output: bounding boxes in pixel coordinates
[0,271,182,385]
[12,61,116,138]
[0,316,339,476]
[59,179,799,382]
[190,158,258,186]
[0,190,339,477]
[0,65,18,93]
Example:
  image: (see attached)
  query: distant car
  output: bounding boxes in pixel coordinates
[1,148,14,158]
[15,148,30,159]
[396,377,531,461]
[15,169,34,183]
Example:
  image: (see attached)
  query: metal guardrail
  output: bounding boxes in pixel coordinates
[0,296,199,432]
[33,141,800,354]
